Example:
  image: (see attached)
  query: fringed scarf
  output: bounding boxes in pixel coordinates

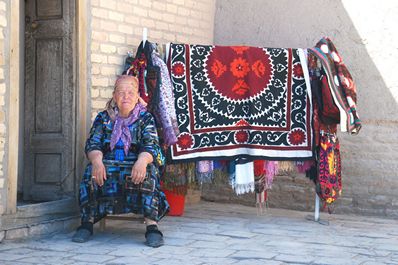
[234,162,255,195]
[110,103,146,157]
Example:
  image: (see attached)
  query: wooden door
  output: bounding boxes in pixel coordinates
[24,0,75,201]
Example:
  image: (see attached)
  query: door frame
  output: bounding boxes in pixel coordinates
[6,0,90,213]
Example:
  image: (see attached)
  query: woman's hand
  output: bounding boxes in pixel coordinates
[92,159,106,186]
[88,150,106,186]
[131,152,153,184]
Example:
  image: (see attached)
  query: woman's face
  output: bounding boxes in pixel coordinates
[113,81,139,114]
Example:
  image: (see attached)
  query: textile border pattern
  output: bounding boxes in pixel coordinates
[168,44,313,161]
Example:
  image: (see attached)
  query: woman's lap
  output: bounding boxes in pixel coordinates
[79,162,169,223]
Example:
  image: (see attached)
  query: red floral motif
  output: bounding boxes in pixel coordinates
[231,46,250,55]
[211,59,227,78]
[205,46,273,101]
[172,62,185,77]
[230,57,250,78]
[235,130,249,143]
[252,60,266,77]
[232,79,250,96]
[293,63,304,79]
[235,119,250,127]
[177,133,194,150]
[288,129,306,145]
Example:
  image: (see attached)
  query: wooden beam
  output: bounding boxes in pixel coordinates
[7,0,22,214]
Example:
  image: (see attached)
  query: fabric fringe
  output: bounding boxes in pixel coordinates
[278,161,296,174]
[265,161,278,189]
[233,182,255,195]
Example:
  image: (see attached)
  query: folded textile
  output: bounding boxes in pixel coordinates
[309,37,361,134]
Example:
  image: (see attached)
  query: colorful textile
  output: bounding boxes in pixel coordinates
[264,160,278,188]
[316,133,342,205]
[152,52,179,145]
[168,44,313,161]
[309,37,361,134]
[80,110,168,222]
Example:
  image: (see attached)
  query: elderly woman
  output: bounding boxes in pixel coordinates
[72,75,169,247]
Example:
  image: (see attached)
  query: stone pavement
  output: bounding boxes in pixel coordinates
[0,201,398,265]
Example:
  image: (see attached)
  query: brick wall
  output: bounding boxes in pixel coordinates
[0,0,6,215]
[208,0,398,218]
[89,0,216,120]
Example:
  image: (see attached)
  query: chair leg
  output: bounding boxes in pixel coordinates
[99,218,106,231]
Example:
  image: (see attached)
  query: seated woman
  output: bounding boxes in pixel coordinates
[72,75,169,247]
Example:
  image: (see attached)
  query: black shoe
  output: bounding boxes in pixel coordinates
[145,225,164,248]
[72,228,92,243]
[72,222,93,243]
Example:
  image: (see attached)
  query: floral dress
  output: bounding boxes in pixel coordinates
[79,110,169,223]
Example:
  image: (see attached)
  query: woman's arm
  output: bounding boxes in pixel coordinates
[85,112,107,186]
[131,112,165,184]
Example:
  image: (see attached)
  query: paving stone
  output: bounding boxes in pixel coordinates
[234,259,285,265]
[1,202,398,264]
[21,255,72,265]
[215,230,258,239]
[104,256,161,265]
[68,253,116,263]
[188,239,229,249]
[190,233,232,242]
[162,237,195,246]
[0,253,31,261]
[0,247,34,255]
[274,254,315,263]
[189,248,236,258]
[229,250,277,259]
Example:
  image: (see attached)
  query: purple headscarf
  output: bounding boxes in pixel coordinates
[110,103,146,154]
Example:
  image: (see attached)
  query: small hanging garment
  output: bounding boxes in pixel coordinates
[316,133,342,206]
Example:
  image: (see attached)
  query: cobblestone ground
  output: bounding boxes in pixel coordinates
[1,201,398,265]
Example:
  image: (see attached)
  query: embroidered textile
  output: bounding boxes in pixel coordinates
[168,44,313,161]
[316,133,342,205]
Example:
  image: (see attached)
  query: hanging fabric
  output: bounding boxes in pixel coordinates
[167,44,313,162]
[234,162,255,195]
